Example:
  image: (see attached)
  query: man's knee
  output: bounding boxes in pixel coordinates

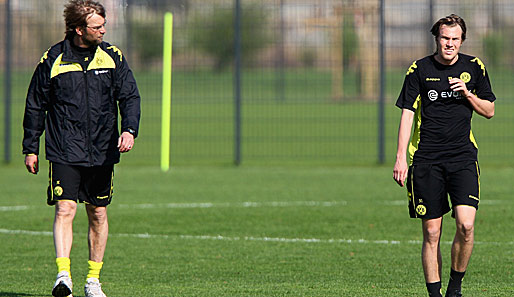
[86,205,108,223]
[55,201,77,219]
[423,223,442,244]
[456,222,474,241]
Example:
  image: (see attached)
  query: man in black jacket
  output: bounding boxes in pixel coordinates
[22,1,141,296]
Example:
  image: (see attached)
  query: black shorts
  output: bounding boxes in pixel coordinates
[406,160,480,219]
[47,162,114,207]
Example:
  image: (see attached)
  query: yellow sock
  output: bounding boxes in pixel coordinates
[56,257,71,276]
[87,260,104,280]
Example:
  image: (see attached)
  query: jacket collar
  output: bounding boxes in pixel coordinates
[62,37,99,63]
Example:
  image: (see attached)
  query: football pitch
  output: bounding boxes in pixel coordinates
[1,163,513,296]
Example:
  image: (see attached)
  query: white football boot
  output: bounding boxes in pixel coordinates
[84,277,107,297]
[52,271,73,297]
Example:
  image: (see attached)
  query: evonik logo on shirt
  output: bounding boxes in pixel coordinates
[427,90,464,101]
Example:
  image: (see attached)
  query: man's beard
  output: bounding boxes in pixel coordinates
[82,35,102,48]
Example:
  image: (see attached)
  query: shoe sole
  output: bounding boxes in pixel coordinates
[52,282,72,297]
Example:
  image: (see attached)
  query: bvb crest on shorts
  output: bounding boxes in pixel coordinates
[54,186,63,197]
[416,205,427,216]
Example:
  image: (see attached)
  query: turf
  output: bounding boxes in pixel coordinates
[0,164,513,296]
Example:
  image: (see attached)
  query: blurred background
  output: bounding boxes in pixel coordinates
[2,0,514,167]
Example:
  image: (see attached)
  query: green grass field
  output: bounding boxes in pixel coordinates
[1,67,514,296]
[1,163,513,296]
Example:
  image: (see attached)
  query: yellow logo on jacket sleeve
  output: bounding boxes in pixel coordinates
[107,45,123,61]
[39,48,50,64]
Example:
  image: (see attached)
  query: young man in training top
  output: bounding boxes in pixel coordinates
[393,14,495,297]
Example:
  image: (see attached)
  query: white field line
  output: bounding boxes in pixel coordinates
[0,201,348,211]
[0,205,30,211]
[1,228,513,246]
[116,200,347,209]
[384,200,503,206]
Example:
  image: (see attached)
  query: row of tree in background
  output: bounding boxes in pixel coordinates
[130,1,360,71]
[129,0,510,69]
[126,0,513,101]
[4,0,513,100]
[5,0,513,72]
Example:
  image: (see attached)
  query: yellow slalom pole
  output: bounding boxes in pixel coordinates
[161,12,173,172]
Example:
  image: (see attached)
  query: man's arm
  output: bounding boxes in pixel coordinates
[115,61,140,153]
[23,50,52,165]
[393,109,415,187]
[112,47,141,139]
[450,78,495,119]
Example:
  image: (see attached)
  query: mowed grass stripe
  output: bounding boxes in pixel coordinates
[2,228,513,247]
[2,199,508,211]
[0,200,348,211]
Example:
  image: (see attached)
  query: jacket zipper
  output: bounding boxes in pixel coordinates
[84,68,94,166]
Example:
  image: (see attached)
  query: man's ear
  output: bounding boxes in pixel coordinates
[75,27,84,36]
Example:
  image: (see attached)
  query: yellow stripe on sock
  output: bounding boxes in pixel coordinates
[56,257,71,276]
[87,260,104,280]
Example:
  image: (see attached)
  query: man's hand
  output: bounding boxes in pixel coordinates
[393,158,408,187]
[449,78,470,97]
[118,131,135,153]
[450,77,495,119]
[25,154,39,174]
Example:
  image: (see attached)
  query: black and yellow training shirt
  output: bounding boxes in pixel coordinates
[396,53,496,165]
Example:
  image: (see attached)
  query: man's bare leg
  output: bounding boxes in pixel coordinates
[53,200,77,296]
[86,204,108,282]
[445,205,476,295]
[54,200,78,259]
[422,217,444,296]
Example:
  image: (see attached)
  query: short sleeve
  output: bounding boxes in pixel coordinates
[471,57,496,102]
[396,61,421,111]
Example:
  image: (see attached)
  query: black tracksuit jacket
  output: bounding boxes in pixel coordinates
[22,38,141,166]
